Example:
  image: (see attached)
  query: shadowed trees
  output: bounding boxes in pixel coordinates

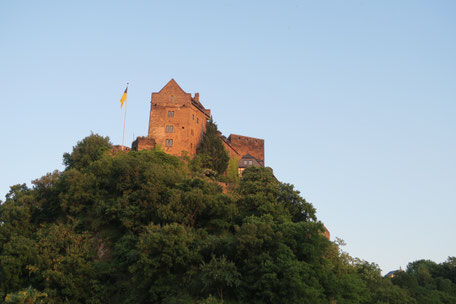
[1,133,455,303]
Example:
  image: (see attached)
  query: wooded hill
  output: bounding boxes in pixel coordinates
[1,133,455,303]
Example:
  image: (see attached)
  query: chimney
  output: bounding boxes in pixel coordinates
[194,93,199,102]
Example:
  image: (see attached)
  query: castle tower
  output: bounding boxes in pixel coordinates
[131,79,265,170]
[133,79,211,156]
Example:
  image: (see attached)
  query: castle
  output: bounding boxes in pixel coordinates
[121,79,265,172]
[115,79,329,239]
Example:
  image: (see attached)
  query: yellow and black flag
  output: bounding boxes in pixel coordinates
[120,85,128,108]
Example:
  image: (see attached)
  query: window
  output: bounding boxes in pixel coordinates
[171,95,173,101]
[190,143,193,148]
[168,111,174,117]
[197,118,199,123]
[165,125,173,133]
[243,160,253,166]
[192,114,194,120]
[166,139,173,147]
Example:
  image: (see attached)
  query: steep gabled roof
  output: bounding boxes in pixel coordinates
[158,78,187,94]
[156,79,210,117]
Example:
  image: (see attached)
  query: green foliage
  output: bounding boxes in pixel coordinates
[4,286,47,304]
[196,118,229,175]
[1,133,455,303]
[226,156,240,185]
[237,166,317,223]
[353,260,415,304]
[199,295,223,304]
[63,133,111,170]
[199,255,240,301]
[391,258,456,303]
[131,223,199,302]
[277,182,316,222]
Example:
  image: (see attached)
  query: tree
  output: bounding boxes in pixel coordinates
[3,287,47,304]
[199,255,240,301]
[277,182,316,222]
[196,118,229,175]
[6,133,453,304]
[63,133,111,170]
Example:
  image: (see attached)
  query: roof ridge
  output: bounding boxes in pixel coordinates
[157,78,187,94]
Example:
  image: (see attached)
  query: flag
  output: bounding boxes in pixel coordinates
[120,85,128,108]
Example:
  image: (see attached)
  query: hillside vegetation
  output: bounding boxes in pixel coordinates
[0,134,455,303]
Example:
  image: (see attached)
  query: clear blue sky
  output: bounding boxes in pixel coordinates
[1,0,455,274]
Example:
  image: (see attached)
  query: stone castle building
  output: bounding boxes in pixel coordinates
[128,79,265,170]
[114,80,330,239]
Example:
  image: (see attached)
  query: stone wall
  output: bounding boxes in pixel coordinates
[111,145,131,153]
[227,134,264,163]
[131,137,156,151]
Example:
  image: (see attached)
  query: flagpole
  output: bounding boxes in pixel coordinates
[122,83,129,149]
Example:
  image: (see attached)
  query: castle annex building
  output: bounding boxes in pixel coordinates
[128,79,265,170]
